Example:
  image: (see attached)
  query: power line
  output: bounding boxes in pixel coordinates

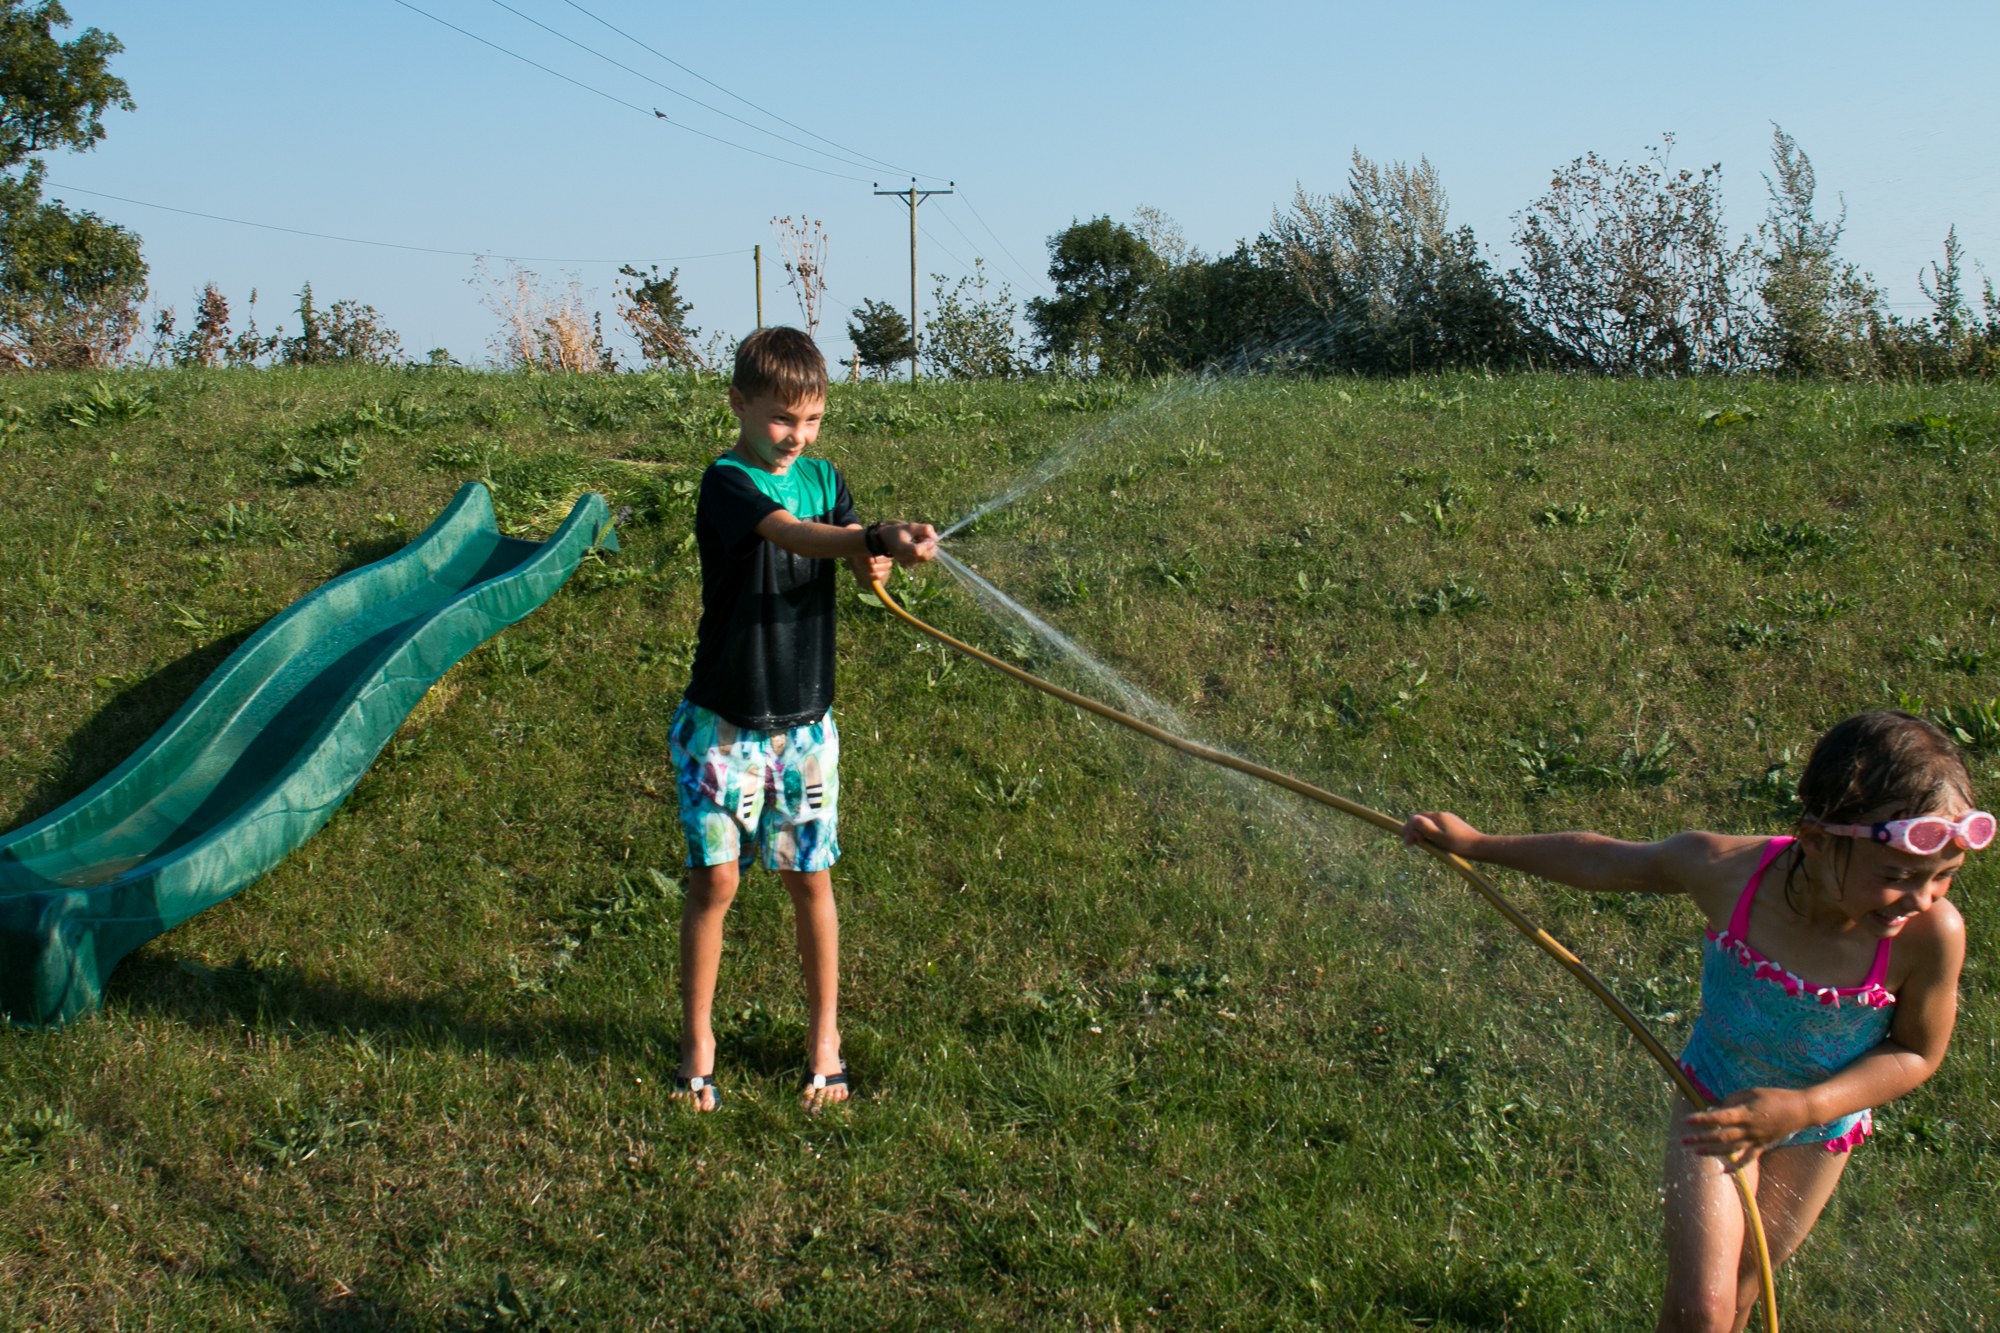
[483,0,884,177]
[557,0,939,183]
[931,204,989,268]
[954,187,1047,294]
[387,0,870,183]
[917,220,974,275]
[47,179,750,264]
[931,201,1036,293]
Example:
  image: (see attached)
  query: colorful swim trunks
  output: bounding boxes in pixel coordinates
[669,699,841,872]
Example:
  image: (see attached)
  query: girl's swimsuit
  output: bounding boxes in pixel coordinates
[1677,837,1895,1153]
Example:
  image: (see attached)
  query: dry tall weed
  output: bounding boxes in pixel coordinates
[473,258,610,372]
[772,216,828,341]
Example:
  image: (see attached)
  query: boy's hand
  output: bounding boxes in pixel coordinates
[880,521,939,566]
[849,553,893,587]
[1402,810,1487,857]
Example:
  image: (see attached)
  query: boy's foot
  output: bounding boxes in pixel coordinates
[671,1071,721,1113]
[800,1066,850,1114]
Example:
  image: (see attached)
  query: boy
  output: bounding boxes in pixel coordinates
[670,326,937,1112]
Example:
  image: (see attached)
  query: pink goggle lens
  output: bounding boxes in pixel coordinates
[1905,820,1953,854]
[1961,812,1997,850]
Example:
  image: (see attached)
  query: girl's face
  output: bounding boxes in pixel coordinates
[1798,802,1968,938]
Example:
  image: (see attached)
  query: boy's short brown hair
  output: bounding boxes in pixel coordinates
[733,326,828,405]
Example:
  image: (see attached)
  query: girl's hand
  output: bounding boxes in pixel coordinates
[1682,1087,1817,1161]
[1402,810,1487,857]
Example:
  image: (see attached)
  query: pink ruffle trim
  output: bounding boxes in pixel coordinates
[1707,930,1896,1010]
[1822,1113,1872,1154]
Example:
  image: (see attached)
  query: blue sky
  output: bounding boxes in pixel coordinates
[46,0,2000,367]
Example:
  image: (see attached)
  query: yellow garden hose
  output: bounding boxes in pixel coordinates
[871,576,1781,1333]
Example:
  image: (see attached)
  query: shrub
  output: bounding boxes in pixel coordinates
[1750,126,1881,377]
[1867,228,2000,381]
[1510,134,1753,375]
[150,285,278,367]
[923,259,1025,380]
[275,282,401,366]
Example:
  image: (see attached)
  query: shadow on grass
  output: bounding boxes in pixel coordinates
[1383,1271,1563,1332]
[1,626,259,832]
[329,535,411,576]
[101,949,879,1099]
[106,947,676,1066]
[238,1253,413,1333]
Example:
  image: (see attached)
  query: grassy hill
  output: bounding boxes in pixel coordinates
[1,366,1996,1330]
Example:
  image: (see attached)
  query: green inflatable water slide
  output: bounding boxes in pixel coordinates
[0,482,616,1028]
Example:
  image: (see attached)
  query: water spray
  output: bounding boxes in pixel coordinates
[868,572,1781,1332]
[936,307,1369,541]
[938,377,1216,540]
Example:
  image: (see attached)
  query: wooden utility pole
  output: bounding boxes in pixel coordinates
[873,178,952,380]
[753,244,763,329]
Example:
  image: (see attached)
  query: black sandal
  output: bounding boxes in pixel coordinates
[672,1072,721,1111]
[800,1066,850,1110]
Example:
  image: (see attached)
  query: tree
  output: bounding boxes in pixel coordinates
[1510,135,1753,375]
[1752,126,1879,377]
[1026,216,1159,376]
[616,263,705,370]
[0,163,142,366]
[0,2,140,368]
[922,260,1024,380]
[0,1,130,171]
[845,298,912,380]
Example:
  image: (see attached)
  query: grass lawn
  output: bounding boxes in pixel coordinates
[1,366,1996,1330]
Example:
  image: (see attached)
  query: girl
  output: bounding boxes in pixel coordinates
[1403,710,1978,1333]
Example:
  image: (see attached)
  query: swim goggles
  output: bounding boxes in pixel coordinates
[1810,810,1997,855]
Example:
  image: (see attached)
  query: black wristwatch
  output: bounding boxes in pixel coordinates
[864,522,888,557]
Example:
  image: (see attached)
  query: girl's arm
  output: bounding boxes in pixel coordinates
[1402,811,1740,901]
[1682,901,1966,1157]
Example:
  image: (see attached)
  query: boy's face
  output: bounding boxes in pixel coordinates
[728,386,824,474]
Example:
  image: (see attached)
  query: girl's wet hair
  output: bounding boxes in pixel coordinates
[1796,709,1973,825]
[1788,709,1974,907]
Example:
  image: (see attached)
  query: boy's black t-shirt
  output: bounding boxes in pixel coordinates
[683,454,857,731]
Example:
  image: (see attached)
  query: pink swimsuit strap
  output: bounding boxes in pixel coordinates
[1729,836,1892,990]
